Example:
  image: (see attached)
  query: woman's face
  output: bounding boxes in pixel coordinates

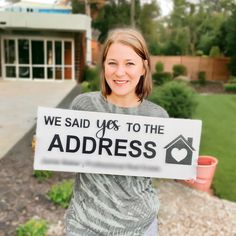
[104,42,145,99]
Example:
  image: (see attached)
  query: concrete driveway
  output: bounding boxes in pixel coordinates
[0,80,78,159]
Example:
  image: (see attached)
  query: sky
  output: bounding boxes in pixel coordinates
[0,0,173,16]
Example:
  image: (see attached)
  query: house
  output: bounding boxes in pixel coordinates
[0,0,91,82]
[164,135,195,165]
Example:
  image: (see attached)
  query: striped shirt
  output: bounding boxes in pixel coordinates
[65,92,168,236]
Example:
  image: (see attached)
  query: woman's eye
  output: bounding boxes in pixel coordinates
[108,62,116,65]
[127,62,135,66]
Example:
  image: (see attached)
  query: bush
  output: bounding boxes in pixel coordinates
[229,56,236,76]
[47,179,74,208]
[82,66,100,92]
[174,75,191,83]
[209,46,221,57]
[155,61,164,73]
[198,71,206,85]
[228,76,236,83]
[33,170,53,182]
[195,50,204,56]
[172,64,187,78]
[16,218,48,236]
[149,81,197,118]
[224,83,236,92]
[152,72,172,85]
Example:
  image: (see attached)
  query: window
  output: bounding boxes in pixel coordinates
[2,37,74,80]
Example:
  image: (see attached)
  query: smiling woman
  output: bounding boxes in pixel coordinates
[65,28,169,236]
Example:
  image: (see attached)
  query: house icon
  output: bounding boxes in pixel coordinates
[164,135,195,165]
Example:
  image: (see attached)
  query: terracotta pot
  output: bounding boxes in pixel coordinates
[184,155,218,193]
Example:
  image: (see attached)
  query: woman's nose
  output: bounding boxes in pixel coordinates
[115,65,126,77]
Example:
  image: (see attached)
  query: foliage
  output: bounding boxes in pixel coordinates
[71,0,85,14]
[47,179,74,208]
[152,72,172,86]
[92,0,161,47]
[82,66,100,92]
[195,50,204,56]
[148,38,161,55]
[193,95,236,201]
[155,61,164,73]
[209,46,221,57]
[156,0,234,56]
[224,83,236,92]
[226,9,236,56]
[162,41,182,55]
[172,64,187,78]
[228,76,236,83]
[149,81,197,118]
[228,56,236,76]
[16,218,47,236]
[198,71,206,85]
[92,0,132,43]
[33,170,53,182]
[152,61,172,85]
[138,1,160,50]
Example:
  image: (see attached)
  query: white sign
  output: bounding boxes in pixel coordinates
[34,107,202,180]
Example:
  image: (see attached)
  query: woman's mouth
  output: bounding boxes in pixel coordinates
[114,80,128,85]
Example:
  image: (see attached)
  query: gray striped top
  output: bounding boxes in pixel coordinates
[65,92,168,236]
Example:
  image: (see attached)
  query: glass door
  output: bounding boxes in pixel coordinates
[18,39,30,79]
[32,40,45,79]
[4,39,16,79]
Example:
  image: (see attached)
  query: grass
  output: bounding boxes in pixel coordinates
[193,94,236,202]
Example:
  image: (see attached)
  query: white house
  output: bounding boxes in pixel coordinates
[0,0,92,81]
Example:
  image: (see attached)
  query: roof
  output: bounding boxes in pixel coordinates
[164,135,195,151]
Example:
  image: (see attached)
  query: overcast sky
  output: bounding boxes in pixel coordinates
[0,0,174,16]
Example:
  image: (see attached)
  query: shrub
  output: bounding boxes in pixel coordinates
[198,71,206,85]
[47,179,74,208]
[209,46,221,57]
[174,75,190,83]
[80,81,91,93]
[16,218,48,236]
[229,56,236,76]
[149,81,197,118]
[228,76,236,83]
[82,66,100,92]
[224,83,236,92]
[152,72,172,85]
[195,50,203,56]
[155,61,164,73]
[33,170,53,182]
[172,64,187,78]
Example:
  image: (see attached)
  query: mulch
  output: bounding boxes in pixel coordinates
[0,126,74,236]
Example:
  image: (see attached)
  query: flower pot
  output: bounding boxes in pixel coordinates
[183,155,218,193]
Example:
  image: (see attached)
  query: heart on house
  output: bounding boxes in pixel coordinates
[171,148,188,162]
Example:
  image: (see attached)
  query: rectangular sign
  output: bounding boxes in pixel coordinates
[34,106,202,180]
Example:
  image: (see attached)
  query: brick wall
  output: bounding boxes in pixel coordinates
[151,56,230,82]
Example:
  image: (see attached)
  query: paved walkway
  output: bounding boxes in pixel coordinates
[0,80,77,159]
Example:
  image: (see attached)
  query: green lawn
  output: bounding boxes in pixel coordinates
[193,94,236,202]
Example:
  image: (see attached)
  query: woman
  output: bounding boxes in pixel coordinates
[65,28,168,236]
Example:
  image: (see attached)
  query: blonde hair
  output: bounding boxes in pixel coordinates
[100,28,152,101]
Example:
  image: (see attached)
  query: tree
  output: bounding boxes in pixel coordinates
[226,9,236,56]
[92,0,161,46]
[225,9,236,75]
[159,0,234,56]
[92,0,132,43]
